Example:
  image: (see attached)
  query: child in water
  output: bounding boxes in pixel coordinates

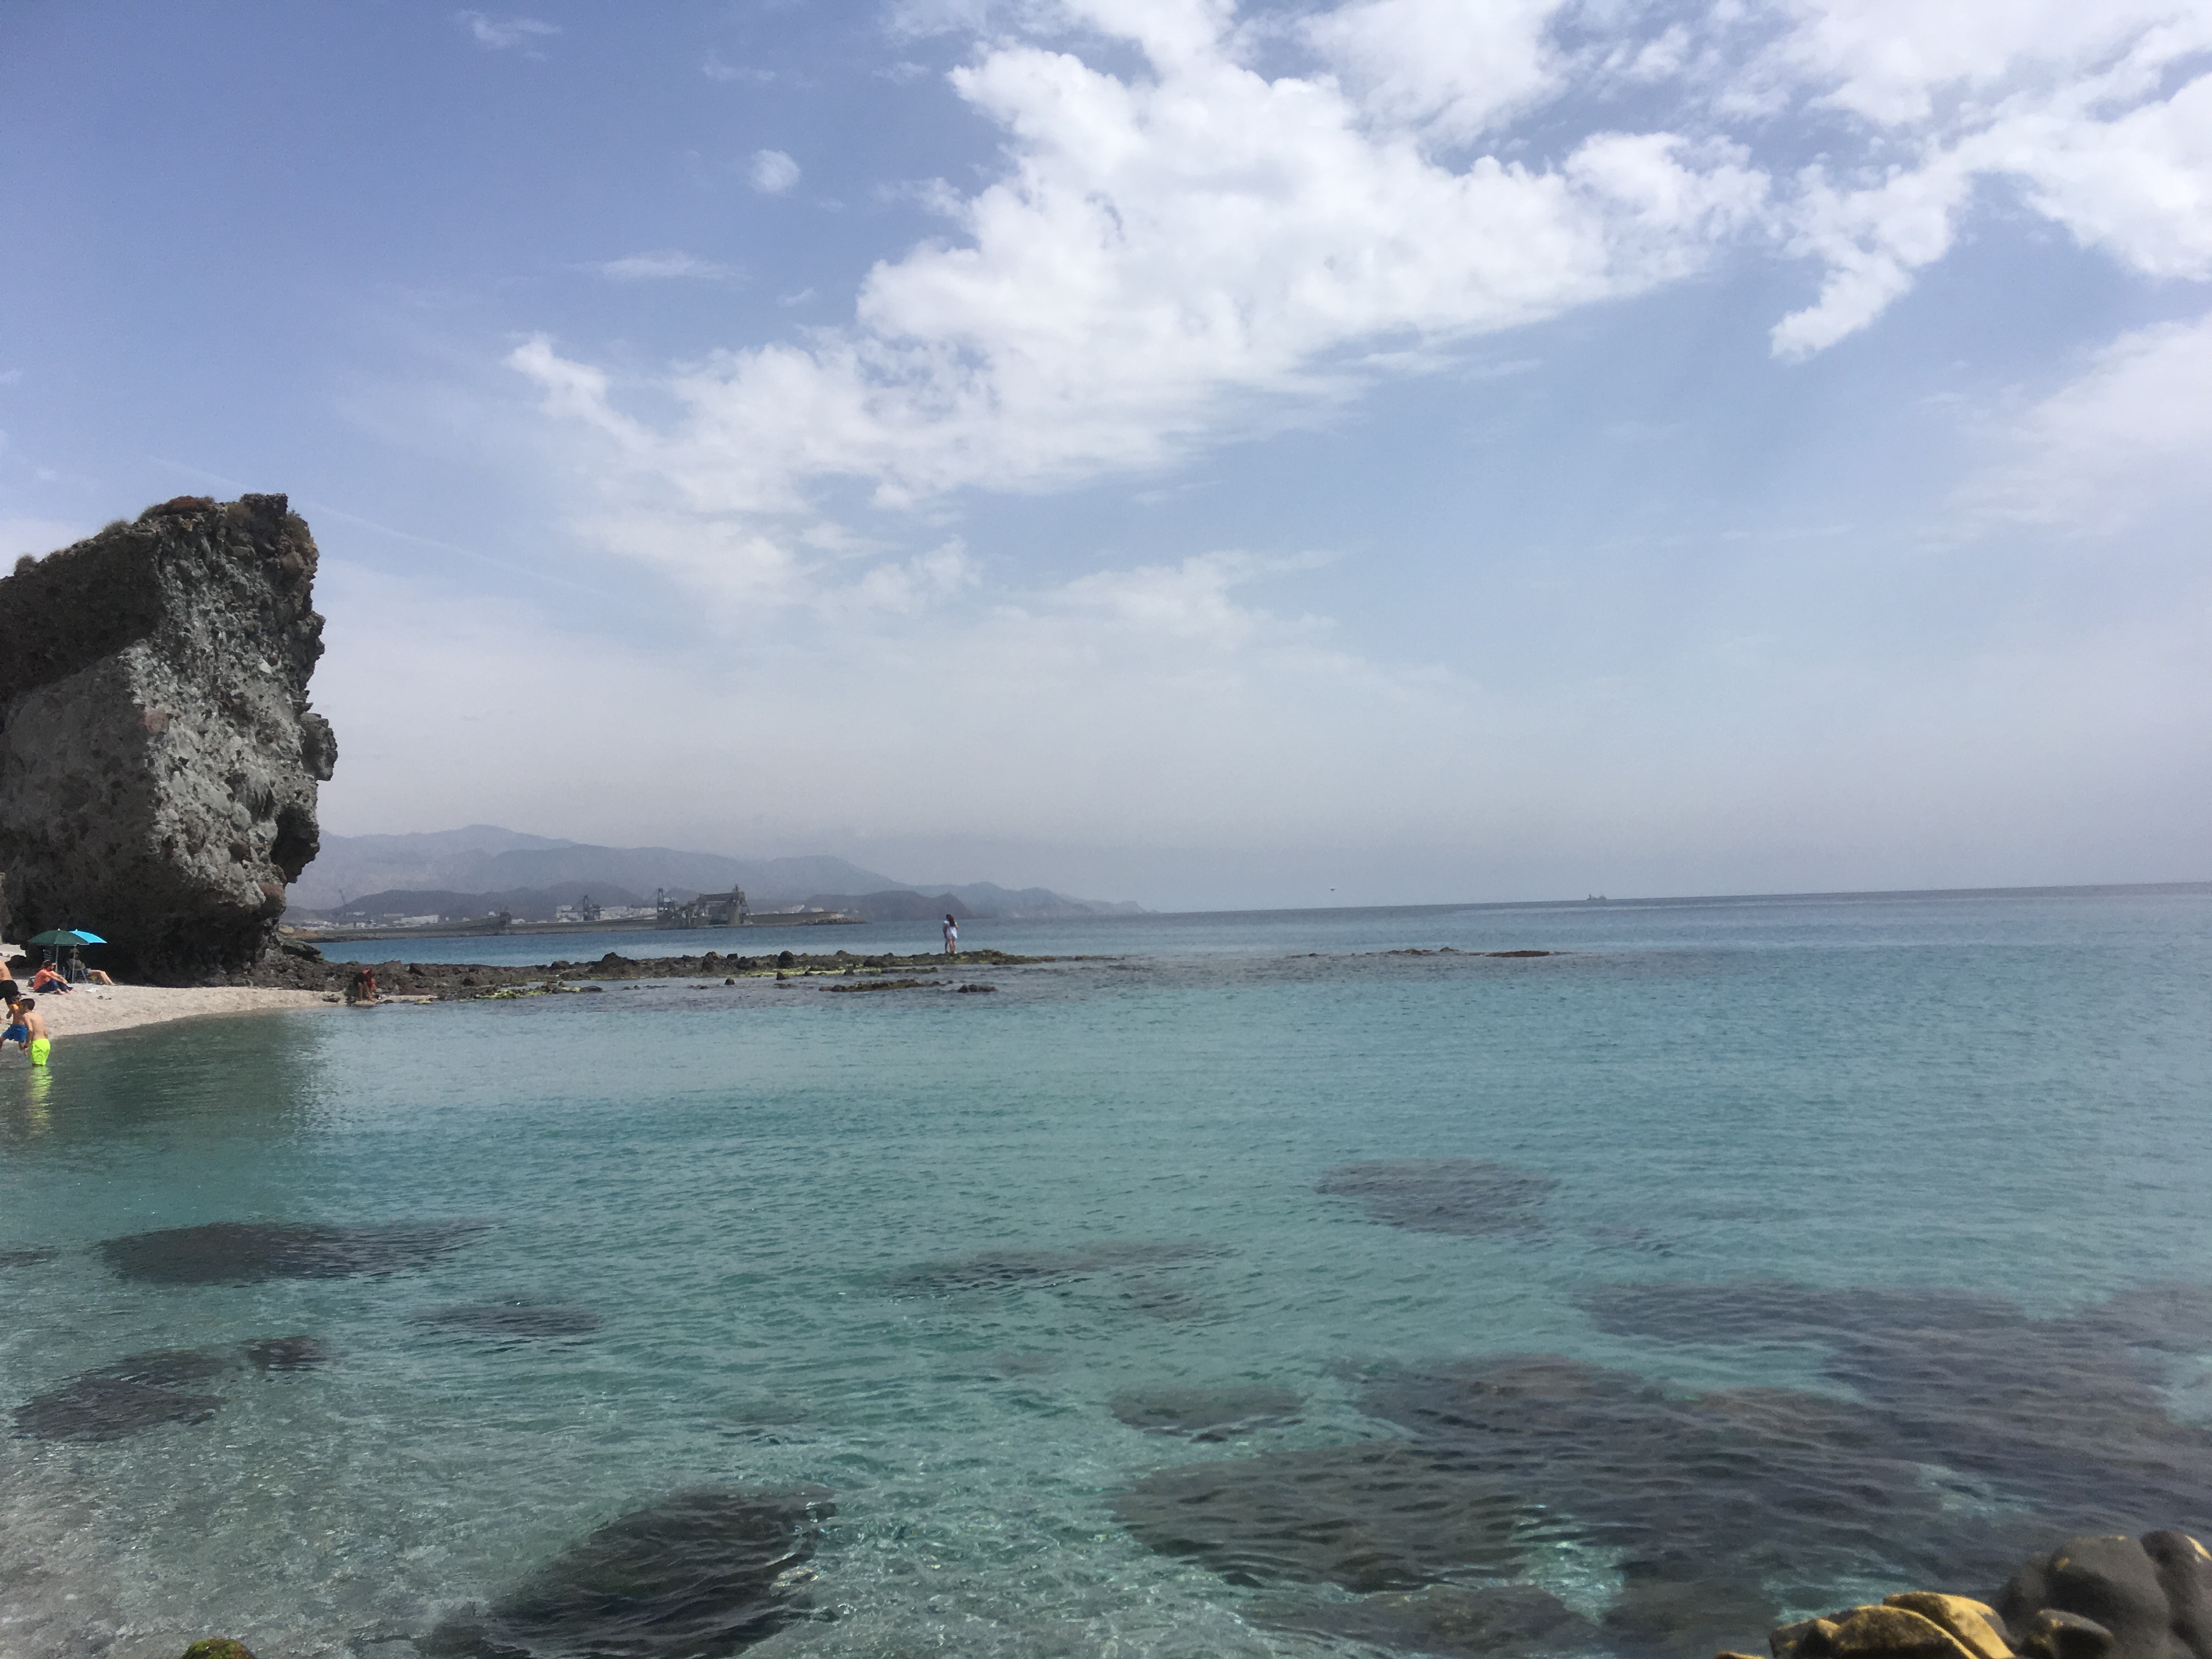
[8,996,48,1066]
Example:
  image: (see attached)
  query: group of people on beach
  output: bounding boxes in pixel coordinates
[0,949,116,1066]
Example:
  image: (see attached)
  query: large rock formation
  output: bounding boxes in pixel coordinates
[1739,1532,2212,1659]
[0,494,335,983]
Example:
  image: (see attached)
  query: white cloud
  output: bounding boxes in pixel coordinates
[494,0,2212,616]
[454,11,561,51]
[594,250,737,282]
[1956,309,2212,534]
[0,368,21,386]
[1302,0,1563,142]
[512,6,1764,556]
[748,149,802,194]
[1763,0,2212,353]
[703,50,775,84]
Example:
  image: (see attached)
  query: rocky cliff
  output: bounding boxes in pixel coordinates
[0,495,335,983]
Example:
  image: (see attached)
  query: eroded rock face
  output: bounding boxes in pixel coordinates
[0,494,335,982]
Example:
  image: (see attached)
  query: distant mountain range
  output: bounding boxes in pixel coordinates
[289,826,1144,921]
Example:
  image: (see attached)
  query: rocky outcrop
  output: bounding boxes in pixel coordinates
[1736,1532,2212,1659]
[0,495,335,983]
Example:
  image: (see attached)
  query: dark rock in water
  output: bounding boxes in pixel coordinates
[180,1641,258,1659]
[0,494,335,982]
[241,1335,329,1372]
[1317,1158,1558,1237]
[1114,1440,1527,1592]
[1251,1582,1598,1657]
[13,1348,228,1440]
[888,1240,1226,1295]
[1579,1280,2212,1556]
[422,1486,833,1658]
[0,1245,59,1267]
[1110,1384,1303,1439]
[99,1220,487,1284]
[94,1348,229,1389]
[1996,1531,2212,1659]
[415,1304,602,1343]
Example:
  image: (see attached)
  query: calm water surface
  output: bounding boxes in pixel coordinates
[3,889,2209,1658]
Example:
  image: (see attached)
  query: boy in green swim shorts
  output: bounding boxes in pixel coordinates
[13,996,49,1065]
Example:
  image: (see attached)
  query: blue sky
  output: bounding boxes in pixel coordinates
[4,0,2209,908]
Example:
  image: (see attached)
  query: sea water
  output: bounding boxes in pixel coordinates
[3,888,2209,1658]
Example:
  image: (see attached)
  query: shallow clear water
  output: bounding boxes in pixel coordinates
[3,889,2210,1658]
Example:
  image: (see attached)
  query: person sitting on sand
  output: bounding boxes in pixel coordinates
[942,913,958,957]
[346,967,379,1006]
[63,949,112,986]
[29,962,71,994]
[13,997,48,1066]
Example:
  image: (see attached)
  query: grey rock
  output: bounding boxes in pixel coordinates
[0,494,334,982]
[1999,1532,2212,1659]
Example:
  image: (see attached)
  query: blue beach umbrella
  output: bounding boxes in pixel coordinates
[27,929,105,948]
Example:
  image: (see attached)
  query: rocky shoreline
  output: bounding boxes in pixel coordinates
[205,941,1051,999]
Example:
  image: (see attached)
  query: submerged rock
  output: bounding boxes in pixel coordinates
[99,1219,487,1284]
[1109,1384,1303,1439]
[1579,1280,2212,1553]
[0,494,335,982]
[422,1486,834,1658]
[1250,1582,1598,1658]
[179,1643,257,1659]
[1114,1440,1527,1592]
[888,1240,1226,1295]
[241,1334,330,1371]
[13,1348,228,1441]
[1316,1158,1559,1237]
[414,1303,602,1343]
[0,1245,59,1267]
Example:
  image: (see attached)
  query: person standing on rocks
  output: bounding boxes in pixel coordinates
[942,913,958,958]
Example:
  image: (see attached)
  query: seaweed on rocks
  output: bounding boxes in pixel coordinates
[421,1486,834,1658]
[1109,1384,1304,1439]
[414,1303,603,1345]
[98,1219,488,1284]
[888,1240,1227,1296]
[12,1348,228,1440]
[1114,1440,1529,1592]
[1317,1158,1559,1237]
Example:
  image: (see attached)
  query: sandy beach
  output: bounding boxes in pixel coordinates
[25,983,340,1039]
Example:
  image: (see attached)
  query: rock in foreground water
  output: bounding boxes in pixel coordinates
[422,1486,834,1658]
[0,494,335,983]
[99,1219,487,1284]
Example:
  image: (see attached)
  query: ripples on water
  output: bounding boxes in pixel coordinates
[1,889,2209,1657]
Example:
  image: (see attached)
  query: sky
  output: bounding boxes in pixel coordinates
[3,0,2209,910]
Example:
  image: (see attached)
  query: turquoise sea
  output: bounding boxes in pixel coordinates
[3,887,2210,1659]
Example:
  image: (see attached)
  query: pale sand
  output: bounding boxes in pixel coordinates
[26,983,341,1040]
